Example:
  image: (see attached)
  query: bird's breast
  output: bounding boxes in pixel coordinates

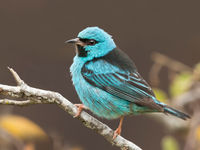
[70,57,98,111]
[70,56,85,85]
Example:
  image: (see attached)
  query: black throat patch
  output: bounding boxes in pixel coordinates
[77,45,88,57]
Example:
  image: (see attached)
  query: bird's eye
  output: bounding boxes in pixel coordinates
[88,39,97,45]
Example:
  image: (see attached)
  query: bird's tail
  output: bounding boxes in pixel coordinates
[163,105,190,120]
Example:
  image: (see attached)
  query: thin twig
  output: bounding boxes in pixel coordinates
[149,63,162,86]
[151,52,192,72]
[7,67,25,86]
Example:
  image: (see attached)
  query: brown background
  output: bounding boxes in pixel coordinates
[0,0,199,150]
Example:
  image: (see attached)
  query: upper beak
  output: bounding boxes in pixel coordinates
[65,38,80,44]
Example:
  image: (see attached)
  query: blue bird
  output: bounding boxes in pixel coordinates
[66,27,190,139]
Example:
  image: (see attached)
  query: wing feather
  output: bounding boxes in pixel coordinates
[82,66,163,111]
[81,47,163,111]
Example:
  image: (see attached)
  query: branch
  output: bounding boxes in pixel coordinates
[151,52,192,72]
[150,52,193,86]
[0,68,142,150]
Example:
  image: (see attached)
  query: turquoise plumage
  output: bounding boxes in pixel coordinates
[66,27,190,138]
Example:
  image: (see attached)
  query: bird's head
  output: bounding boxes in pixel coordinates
[66,27,116,60]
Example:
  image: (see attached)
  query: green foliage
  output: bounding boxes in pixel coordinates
[153,88,168,103]
[161,136,179,150]
[193,63,200,81]
[169,72,192,98]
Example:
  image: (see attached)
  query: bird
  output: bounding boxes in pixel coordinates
[66,27,190,139]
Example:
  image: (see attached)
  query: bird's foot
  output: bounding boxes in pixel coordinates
[113,126,121,140]
[74,104,87,118]
[113,116,124,140]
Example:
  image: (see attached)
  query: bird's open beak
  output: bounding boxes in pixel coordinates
[65,38,85,46]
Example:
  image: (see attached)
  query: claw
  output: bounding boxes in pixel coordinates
[74,104,86,118]
[113,126,121,139]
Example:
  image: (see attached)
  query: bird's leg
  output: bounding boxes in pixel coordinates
[74,104,87,118]
[113,116,124,139]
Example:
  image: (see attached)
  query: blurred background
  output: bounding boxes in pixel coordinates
[0,0,200,150]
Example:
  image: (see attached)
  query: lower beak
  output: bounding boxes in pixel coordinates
[65,38,79,44]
